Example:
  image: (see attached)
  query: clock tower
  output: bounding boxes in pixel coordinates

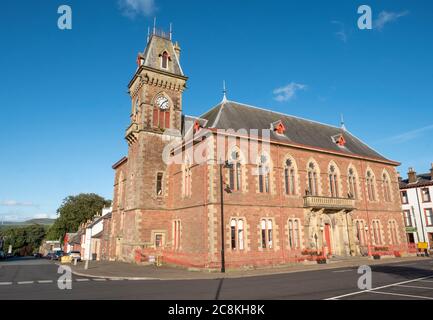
[124,28,188,215]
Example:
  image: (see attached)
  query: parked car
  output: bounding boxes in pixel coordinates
[45,252,54,260]
[33,252,43,258]
[0,251,5,260]
[69,251,81,261]
[52,250,65,260]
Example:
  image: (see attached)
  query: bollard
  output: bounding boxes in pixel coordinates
[74,258,77,266]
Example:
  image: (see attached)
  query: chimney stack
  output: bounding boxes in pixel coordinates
[408,167,417,184]
[174,41,181,61]
[397,171,402,183]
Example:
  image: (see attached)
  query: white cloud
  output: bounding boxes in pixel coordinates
[374,10,409,30]
[273,82,307,102]
[118,0,156,18]
[0,200,38,207]
[331,20,347,43]
[378,124,433,144]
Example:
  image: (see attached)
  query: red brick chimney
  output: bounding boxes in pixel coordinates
[408,167,417,183]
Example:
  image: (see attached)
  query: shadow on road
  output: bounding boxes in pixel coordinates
[371,261,433,280]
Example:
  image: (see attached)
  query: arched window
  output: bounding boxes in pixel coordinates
[261,219,273,249]
[258,154,270,193]
[161,51,169,69]
[328,164,339,198]
[355,220,366,245]
[366,170,376,201]
[388,220,399,245]
[307,162,319,196]
[288,219,300,249]
[383,173,392,202]
[153,94,170,129]
[372,220,382,245]
[284,159,296,195]
[230,219,245,250]
[348,168,358,199]
[229,150,242,192]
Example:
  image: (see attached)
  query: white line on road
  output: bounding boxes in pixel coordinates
[368,291,433,300]
[325,275,433,300]
[419,280,433,283]
[332,270,353,273]
[398,284,433,290]
[0,282,12,286]
[92,278,107,281]
[76,279,89,282]
[17,281,34,285]
[37,280,54,284]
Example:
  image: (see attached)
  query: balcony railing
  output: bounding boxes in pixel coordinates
[303,196,355,210]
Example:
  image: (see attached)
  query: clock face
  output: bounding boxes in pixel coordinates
[155,95,169,110]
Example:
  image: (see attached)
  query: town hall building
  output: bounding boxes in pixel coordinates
[105,28,408,270]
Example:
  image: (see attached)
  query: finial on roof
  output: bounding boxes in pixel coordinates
[169,23,173,40]
[147,26,150,44]
[222,80,228,103]
[153,17,157,35]
[340,114,347,131]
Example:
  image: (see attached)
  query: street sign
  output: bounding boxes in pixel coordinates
[405,227,417,233]
[417,242,429,249]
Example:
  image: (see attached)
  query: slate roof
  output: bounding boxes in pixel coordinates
[400,173,433,189]
[197,100,394,162]
[139,34,184,77]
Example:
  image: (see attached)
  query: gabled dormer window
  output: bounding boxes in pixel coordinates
[161,51,170,69]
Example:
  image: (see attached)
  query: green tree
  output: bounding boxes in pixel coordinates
[46,193,111,241]
[0,224,47,256]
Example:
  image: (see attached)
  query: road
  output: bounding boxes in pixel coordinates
[1,257,433,300]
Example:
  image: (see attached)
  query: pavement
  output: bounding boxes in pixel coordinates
[67,255,427,280]
[2,256,433,299]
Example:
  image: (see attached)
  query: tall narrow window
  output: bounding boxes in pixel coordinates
[366,171,376,201]
[261,219,274,249]
[307,162,318,196]
[284,159,296,195]
[383,173,391,202]
[422,188,431,203]
[156,172,163,196]
[403,210,412,227]
[288,219,300,249]
[388,220,399,245]
[183,159,192,198]
[355,221,365,245]
[372,220,382,245]
[348,168,358,199]
[229,150,242,192]
[231,219,245,251]
[161,51,169,69]
[173,220,181,250]
[258,155,270,193]
[329,165,339,197]
[425,209,433,226]
[401,191,408,204]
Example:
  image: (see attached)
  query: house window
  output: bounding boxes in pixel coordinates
[366,171,376,201]
[372,220,382,245]
[388,220,399,245]
[383,173,392,202]
[155,234,164,248]
[261,219,273,249]
[284,159,296,195]
[328,165,339,198]
[258,154,270,193]
[401,191,408,204]
[153,107,170,129]
[307,162,319,196]
[422,188,431,203]
[403,210,412,227]
[161,51,169,69]
[230,219,245,250]
[173,220,181,250]
[425,209,433,227]
[229,150,242,192]
[348,168,358,199]
[156,172,163,196]
[288,219,300,249]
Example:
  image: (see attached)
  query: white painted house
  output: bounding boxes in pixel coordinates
[83,207,112,261]
[400,165,433,250]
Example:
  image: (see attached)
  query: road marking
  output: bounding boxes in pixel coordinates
[76,279,89,282]
[419,280,433,283]
[110,278,125,281]
[0,282,12,286]
[93,278,107,281]
[332,269,352,273]
[398,284,433,290]
[325,275,433,300]
[37,280,54,284]
[368,291,433,300]
[17,281,34,285]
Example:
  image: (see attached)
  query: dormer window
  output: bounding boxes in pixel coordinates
[332,134,346,147]
[161,51,170,69]
[272,120,286,135]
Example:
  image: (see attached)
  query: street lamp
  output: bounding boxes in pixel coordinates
[219,160,233,273]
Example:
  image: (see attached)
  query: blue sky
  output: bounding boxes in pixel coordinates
[0,0,432,221]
